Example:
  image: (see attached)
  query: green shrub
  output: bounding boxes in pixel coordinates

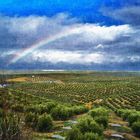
[117,109,134,120]
[77,116,103,135]
[89,107,109,129]
[25,113,53,132]
[116,109,139,120]
[83,132,103,140]
[89,107,109,118]
[36,114,53,132]
[0,112,21,140]
[94,116,108,129]
[132,121,140,137]
[128,113,140,126]
[26,102,57,115]
[46,102,57,113]
[26,106,39,113]
[51,105,71,120]
[72,106,88,115]
[66,127,83,140]
[25,112,38,128]
[66,116,104,140]
[11,104,24,112]
[37,104,47,114]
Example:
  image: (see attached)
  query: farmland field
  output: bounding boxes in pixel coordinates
[0,71,140,140]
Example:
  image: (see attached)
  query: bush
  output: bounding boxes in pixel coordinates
[72,106,88,115]
[132,121,140,137]
[51,105,71,120]
[128,113,140,126]
[83,132,103,140]
[25,112,38,128]
[26,106,39,113]
[26,102,57,115]
[36,114,53,132]
[77,116,103,135]
[37,104,47,114]
[66,127,83,140]
[89,107,109,129]
[46,102,57,113]
[66,116,104,140]
[0,112,21,140]
[25,113,53,132]
[30,102,57,114]
[11,104,24,112]
[89,107,109,118]
[117,109,134,121]
[94,116,108,129]
[116,109,139,121]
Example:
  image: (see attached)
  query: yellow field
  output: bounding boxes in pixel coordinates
[7,77,29,82]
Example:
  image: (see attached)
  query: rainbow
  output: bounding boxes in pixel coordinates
[9,26,84,64]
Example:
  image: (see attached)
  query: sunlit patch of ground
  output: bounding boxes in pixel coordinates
[7,77,29,82]
[7,76,64,84]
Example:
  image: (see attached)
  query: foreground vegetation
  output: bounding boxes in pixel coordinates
[0,71,140,140]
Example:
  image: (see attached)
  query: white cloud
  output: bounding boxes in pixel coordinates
[79,24,133,42]
[0,50,16,57]
[0,13,139,67]
[21,49,139,65]
[1,13,133,45]
[129,56,140,62]
[2,49,140,65]
[95,44,104,49]
[27,50,104,64]
[22,50,140,65]
[101,6,140,25]
[8,16,46,34]
[2,13,77,36]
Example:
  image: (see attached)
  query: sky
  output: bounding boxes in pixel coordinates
[0,0,140,70]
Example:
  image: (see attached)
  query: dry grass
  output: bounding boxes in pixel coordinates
[7,76,64,84]
[7,77,29,82]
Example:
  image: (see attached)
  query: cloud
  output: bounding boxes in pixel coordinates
[0,13,78,49]
[0,50,16,57]
[129,56,140,62]
[10,49,139,66]
[6,13,78,35]
[0,13,140,70]
[0,13,134,52]
[102,6,140,26]
[27,50,104,64]
[95,44,104,49]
